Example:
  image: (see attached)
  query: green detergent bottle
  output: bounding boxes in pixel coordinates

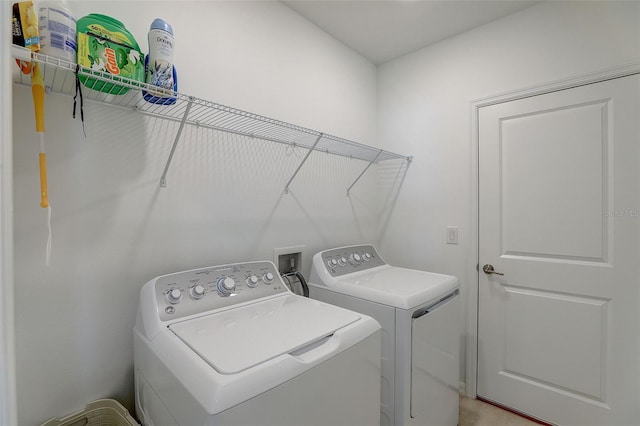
[76,14,144,94]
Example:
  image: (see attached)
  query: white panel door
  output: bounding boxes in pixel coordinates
[478,74,640,425]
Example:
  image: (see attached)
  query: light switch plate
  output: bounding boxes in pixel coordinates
[447,226,459,244]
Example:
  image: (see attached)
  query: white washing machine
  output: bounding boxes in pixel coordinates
[134,260,381,426]
[309,245,460,426]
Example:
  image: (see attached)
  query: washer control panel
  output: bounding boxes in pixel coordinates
[154,261,288,321]
[321,245,385,277]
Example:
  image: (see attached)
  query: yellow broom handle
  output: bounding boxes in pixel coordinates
[39,151,49,208]
[32,63,45,132]
[32,63,48,208]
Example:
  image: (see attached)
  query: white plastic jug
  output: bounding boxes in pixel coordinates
[38,0,76,62]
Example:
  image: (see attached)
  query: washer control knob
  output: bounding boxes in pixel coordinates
[328,258,338,268]
[217,277,236,295]
[263,272,274,284]
[246,275,259,288]
[190,284,205,299]
[363,253,372,261]
[349,253,362,265]
[338,257,347,266]
[167,288,182,304]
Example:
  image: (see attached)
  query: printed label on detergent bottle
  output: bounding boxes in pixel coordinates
[12,1,40,51]
[76,14,144,95]
[38,1,77,62]
[144,18,177,105]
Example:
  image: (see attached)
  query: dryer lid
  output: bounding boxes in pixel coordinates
[169,294,361,375]
[325,266,459,310]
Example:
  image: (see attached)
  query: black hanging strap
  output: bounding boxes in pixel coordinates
[73,65,86,137]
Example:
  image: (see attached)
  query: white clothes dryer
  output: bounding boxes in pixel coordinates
[309,245,460,426]
[134,260,381,426]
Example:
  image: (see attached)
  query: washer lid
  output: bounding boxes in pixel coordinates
[169,294,361,375]
[328,266,459,310]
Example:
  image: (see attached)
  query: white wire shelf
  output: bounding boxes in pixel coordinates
[12,46,412,193]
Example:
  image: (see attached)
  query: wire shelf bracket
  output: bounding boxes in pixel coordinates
[347,149,382,196]
[284,133,322,194]
[160,97,194,188]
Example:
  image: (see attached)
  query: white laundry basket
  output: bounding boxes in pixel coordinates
[41,399,139,426]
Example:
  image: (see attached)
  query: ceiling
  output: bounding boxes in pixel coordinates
[282,0,540,64]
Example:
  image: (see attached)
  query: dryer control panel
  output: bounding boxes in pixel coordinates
[152,261,288,321]
[319,245,386,277]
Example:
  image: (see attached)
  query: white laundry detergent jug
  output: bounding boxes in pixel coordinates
[38,0,76,62]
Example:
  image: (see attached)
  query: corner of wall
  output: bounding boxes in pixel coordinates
[0,1,17,424]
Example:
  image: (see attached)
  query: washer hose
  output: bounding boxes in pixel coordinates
[281,271,309,297]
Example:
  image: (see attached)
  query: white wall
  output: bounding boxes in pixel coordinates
[12,2,385,425]
[1,1,17,425]
[377,0,640,388]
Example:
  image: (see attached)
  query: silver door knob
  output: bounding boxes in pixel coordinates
[482,264,504,276]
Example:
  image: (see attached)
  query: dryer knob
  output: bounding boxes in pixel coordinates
[217,277,236,295]
[167,288,182,304]
[246,275,259,288]
[349,253,362,265]
[328,258,338,268]
[338,257,347,266]
[363,253,372,261]
[191,284,205,299]
[263,272,274,284]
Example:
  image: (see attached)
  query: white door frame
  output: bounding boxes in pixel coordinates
[1,2,17,424]
[466,60,640,399]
